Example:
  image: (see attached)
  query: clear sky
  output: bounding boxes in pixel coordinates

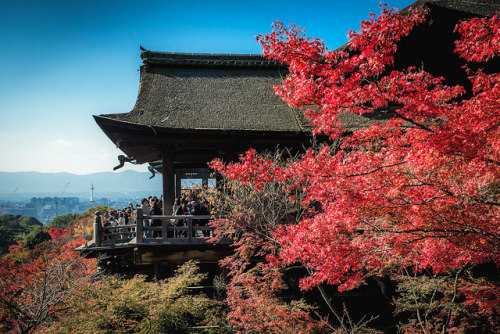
[0,0,414,175]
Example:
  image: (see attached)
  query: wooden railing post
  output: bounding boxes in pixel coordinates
[93,212,102,247]
[136,208,143,243]
[188,218,193,241]
[162,218,168,240]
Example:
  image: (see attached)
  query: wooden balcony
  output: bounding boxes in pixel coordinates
[77,208,231,252]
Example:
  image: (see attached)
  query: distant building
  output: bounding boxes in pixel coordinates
[4,203,36,217]
[28,196,80,220]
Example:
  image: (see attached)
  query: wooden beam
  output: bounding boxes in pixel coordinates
[162,152,175,215]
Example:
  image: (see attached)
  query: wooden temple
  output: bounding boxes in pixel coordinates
[82,51,377,274]
[94,52,311,215]
[81,53,317,274]
[80,0,499,276]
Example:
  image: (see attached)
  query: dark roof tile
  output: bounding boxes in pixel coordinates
[100,63,315,132]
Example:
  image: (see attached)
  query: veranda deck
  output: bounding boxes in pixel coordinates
[76,208,231,252]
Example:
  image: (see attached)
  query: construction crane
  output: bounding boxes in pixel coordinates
[61,182,70,196]
[1,187,18,216]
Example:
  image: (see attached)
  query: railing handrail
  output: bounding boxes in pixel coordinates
[92,208,224,247]
[102,224,136,230]
[147,215,214,219]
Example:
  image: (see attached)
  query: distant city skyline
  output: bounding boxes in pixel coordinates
[0,170,163,197]
[0,0,414,175]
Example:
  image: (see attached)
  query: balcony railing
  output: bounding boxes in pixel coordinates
[92,208,228,247]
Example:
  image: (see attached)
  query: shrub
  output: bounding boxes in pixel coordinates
[23,226,51,249]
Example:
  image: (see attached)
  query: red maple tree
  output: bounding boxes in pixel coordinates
[211,4,499,331]
[0,230,96,334]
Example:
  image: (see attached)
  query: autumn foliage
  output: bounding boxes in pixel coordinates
[210,4,499,332]
[0,4,498,333]
[0,230,96,333]
[207,152,333,332]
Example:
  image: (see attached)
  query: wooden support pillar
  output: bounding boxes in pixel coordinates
[162,152,175,215]
[175,172,182,199]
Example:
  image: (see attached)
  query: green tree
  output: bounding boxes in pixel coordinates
[79,205,116,218]
[16,215,41,228]
[0,214,41,255]
[23,226,51,249]
[48,213,78,229]
[47,260,231,334]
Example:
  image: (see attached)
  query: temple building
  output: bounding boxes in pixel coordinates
[82,0,499,276]
[85,51,378,275]
[93,52,377,215]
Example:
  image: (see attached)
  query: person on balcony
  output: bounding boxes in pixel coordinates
[118,213,126,240]
[141,198,151,237]
[141,198,151,216]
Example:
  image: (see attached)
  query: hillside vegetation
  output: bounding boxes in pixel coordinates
[0,214,41,255]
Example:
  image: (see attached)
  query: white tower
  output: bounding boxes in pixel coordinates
[90,184,95,202]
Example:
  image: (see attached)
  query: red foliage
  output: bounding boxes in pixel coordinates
[46,228,70,241]
[226,264,328,334]
[460,280,500,328]
[0,234,95,333]
[455,14,499,63]
[211,149,286,191]
[211,4,500,329]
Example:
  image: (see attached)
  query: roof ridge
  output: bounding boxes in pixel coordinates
[143,51,265,57]
[141,51,283,68]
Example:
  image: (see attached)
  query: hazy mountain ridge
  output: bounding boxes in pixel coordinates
[0,170,162,196]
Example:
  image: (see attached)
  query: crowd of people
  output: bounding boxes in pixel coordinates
[100,191,212,240]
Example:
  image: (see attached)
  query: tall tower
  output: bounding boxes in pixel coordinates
[90,184,95,202]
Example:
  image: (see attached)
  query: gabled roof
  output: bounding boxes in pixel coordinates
[98,53,311,133]
[94,52,384,164]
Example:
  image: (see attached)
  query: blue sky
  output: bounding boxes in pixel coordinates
[0,0,414,175]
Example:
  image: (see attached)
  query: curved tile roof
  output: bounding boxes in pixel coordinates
[99,52,382,134]
[100,58,310,132]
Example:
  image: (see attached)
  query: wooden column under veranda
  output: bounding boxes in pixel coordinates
[162,152,175,215]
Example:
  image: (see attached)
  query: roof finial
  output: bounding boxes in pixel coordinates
[140,45,149,52]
